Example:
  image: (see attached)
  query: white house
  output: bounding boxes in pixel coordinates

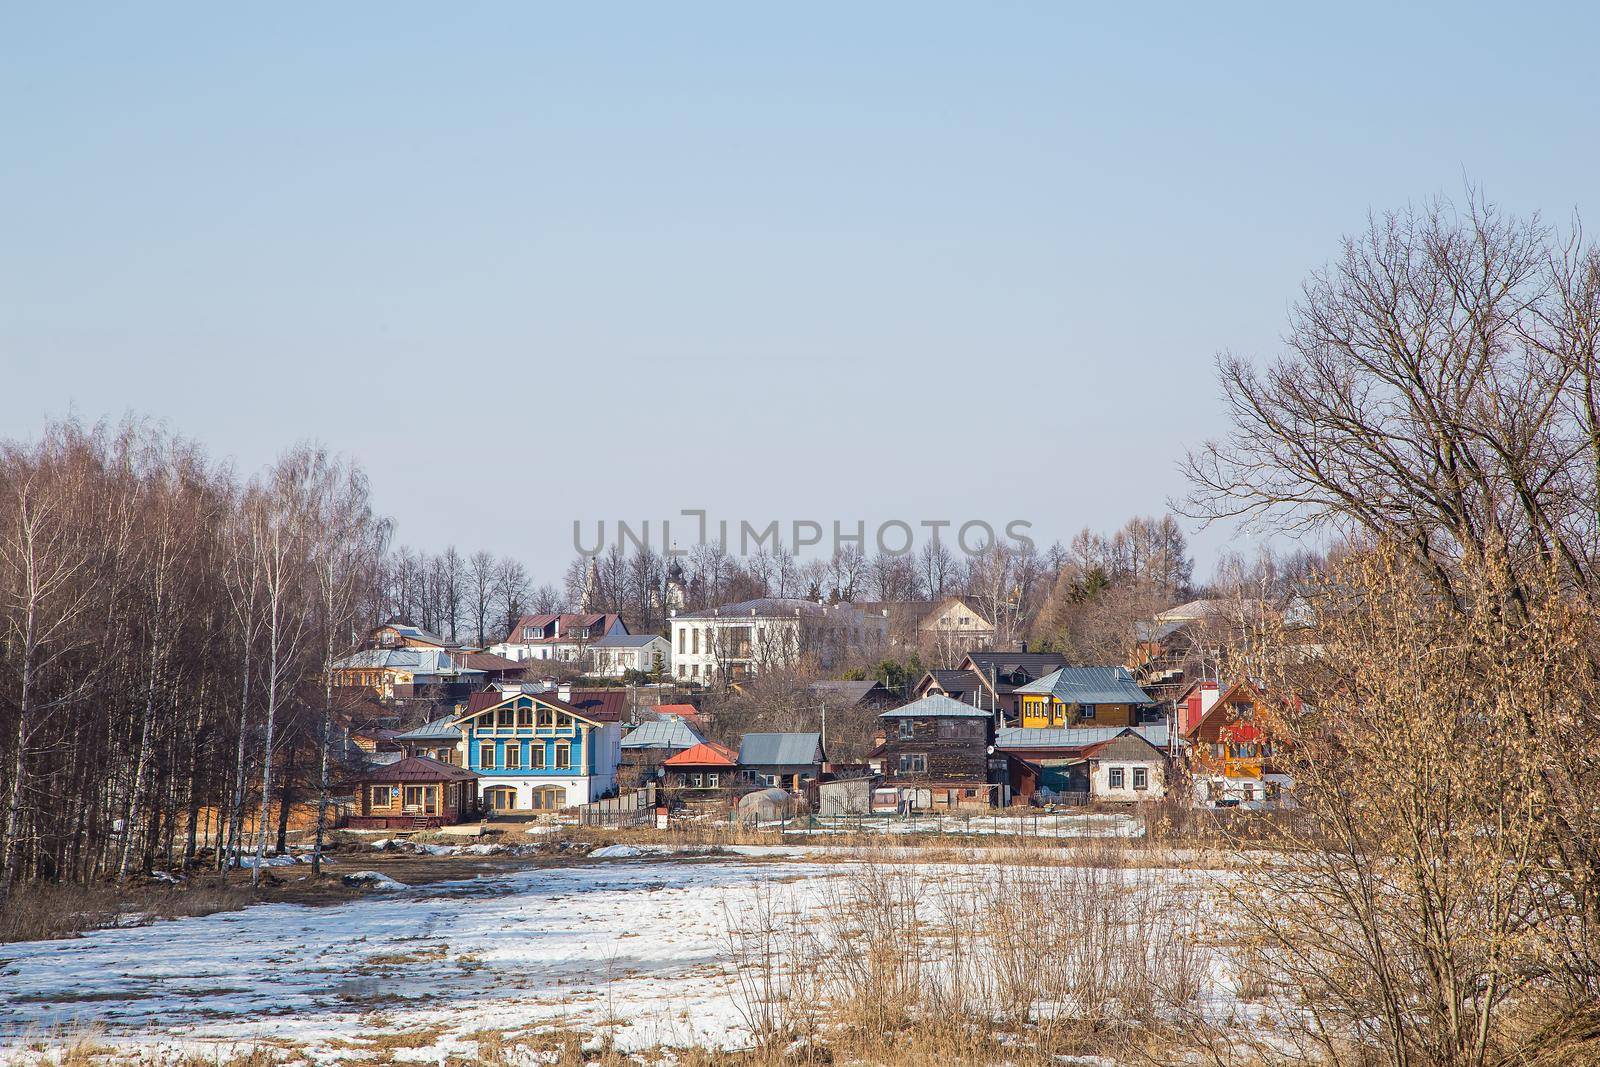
[669,598,887,683]
[586,633,671,678]
[489,612,628,663]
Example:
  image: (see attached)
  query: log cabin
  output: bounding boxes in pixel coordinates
[350,756,480,829]
[866,694,1007,810]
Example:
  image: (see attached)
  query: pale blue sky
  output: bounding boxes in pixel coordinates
[3,3,1596,581]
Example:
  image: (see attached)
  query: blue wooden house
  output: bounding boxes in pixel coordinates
[449,688,623,813]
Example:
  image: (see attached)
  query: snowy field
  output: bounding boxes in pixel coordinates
[1,857,820,1062]
[0,848,1240,1064]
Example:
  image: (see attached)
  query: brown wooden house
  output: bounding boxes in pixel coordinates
[866,694,1006,810]
[662,740,741,797]
[350,756,480,829]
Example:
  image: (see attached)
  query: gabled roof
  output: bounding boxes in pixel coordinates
[333,649,486,677]
[1187,679,1271,742]
[375,621,455,648]
[394,716,463,741]
[807,680,894,707]
[564,689,626,722]
[959,652,1071,695]
[590,633,664,649]
[455,651,524,672]
[879,694,992,719]
[453,690,609,729]
[502,613,627,644]
[996,724,1171,751]
[738,732,824,767]
[652,703,705,728]
[921,669,978,698]
[356,755,478,783]
[664,741,739,768]
[922,595,996,629]
[1013,666,1153,705]
[621,718,706,751]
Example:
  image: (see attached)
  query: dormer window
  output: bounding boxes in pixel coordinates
[522,626,534,640]
[380,631,396,646]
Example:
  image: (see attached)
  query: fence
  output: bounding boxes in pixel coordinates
[691,809,1071,839]
[575,784,657,827]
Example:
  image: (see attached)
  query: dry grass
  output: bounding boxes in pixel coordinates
[0,880,255,944]
[720,859,1213,1065]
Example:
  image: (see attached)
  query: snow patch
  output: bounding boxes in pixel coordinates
[341,870,409,891]
[589,844,644,858]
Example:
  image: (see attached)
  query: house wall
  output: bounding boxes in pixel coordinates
[1019,697,1137,729]
[1089,758,1166,801]
[873,716,991,784]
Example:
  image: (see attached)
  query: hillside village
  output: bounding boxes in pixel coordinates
[327,579,1291,834]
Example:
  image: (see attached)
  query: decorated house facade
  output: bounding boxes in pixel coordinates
[452,689,623,813]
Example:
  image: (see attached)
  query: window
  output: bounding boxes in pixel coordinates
[1108,767,1125,789]
[1132,766,1149,790]
[504,743,521,770]
[537,706,554,727]
[678,629,685,654]
[692,629,700,654]
[707,773,720,788]
[555,742,571,769]
[531,786,566,810]
[369,785,390,808]
[898,753,927,775]
[523,626,534,640]
[531,744,546,769]
[516,705,533,727]
[496,707,513,728]
[403,785,427,809]
[678,664,686,678]
[479,742,495,769]
[689,772,703,787]
[898,719,914,740]
[1080,704,1097,720]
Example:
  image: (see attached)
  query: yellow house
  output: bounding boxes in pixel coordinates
[1015,666,1154,729]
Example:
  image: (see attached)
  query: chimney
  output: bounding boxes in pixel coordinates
[558,682,573,703]
[1018,640,1028,654]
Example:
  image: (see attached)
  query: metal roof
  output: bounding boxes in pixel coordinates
[355,755,478,783]
[1012,666,1154,705]
[334,649,487,677]
[663,741,739,768]
[738,732,823,767]
[591,633,663,648]
[620,718,705,750]
[996,724,1170,750]
[879,694,992,719]
[394,716,462,741]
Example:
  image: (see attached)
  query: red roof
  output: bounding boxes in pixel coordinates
[457,652,524,672]
[503,613,626,644]
[357,756,478,783]
[664,741,739,768]
[654,703,704,727]
[564,688,626,722]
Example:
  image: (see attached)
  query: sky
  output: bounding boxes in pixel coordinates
[3,2,1597,585]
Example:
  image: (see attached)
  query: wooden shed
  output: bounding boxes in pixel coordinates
[350,756,480,829]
